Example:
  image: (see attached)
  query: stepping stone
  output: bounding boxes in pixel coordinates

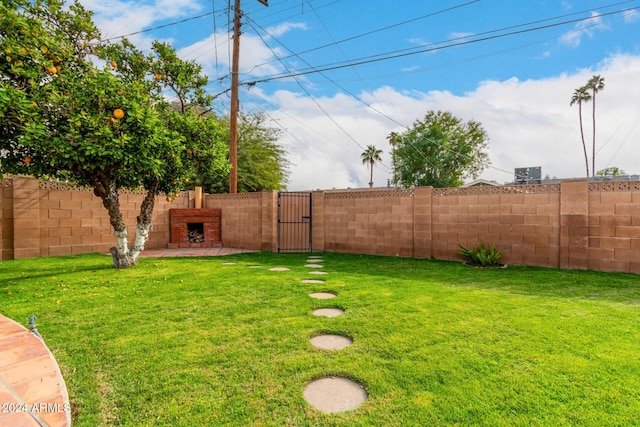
[313,308,344,318]
[310,334,352,350]
[307,258,323,262]
[222,262,236,265]
[305,264,323,268]
[302,280,325,284]
[247,265,262,268]
[269,267,290,272]
[308,292,336,299]
[309,271,328,275]
[303,377,368,413]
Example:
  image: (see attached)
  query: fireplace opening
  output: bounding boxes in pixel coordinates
[187,223,205,243]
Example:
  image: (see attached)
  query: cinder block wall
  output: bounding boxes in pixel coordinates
[205,191,277,251]
[323,188,414,256]
[587,181,640,272]
[1,179,14,260]
[430,184,561,268]
[3,177,640,274]
[2,177,190,260]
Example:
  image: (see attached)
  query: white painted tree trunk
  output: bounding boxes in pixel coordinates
[110,229,133,268]
[130,223,152,264]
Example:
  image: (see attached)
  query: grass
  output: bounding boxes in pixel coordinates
[1,252,640,426]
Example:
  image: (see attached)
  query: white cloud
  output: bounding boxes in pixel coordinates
[258,53,640,190]
[558,12,606,47]
[623,9,640,24]
[83,0,202,48]
[265,22,307,38]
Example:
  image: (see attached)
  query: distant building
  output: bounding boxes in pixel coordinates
[462,179,501,188]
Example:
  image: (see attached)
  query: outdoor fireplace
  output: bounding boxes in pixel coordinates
[168,208,222,248]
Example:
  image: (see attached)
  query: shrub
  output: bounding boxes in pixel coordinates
[458,240,504,267]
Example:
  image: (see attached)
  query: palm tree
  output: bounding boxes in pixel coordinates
[361,145,383,188]
[570,86,592,177]
[387,132,399,186]
[586,75,605,177]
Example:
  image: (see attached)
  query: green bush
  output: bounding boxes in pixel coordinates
[458,240,504,267]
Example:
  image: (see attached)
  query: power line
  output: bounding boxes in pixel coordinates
[243,5,638,85]
[100,10,222,42]
[250,0,481,70]
[246,18,390,171]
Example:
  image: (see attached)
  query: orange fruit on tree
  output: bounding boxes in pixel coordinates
[23,156,31,164]
[47,66,57,74]
[155,73,162,81]
[113,108,125,119]
[110,61,117,69]
[166,196,173,202]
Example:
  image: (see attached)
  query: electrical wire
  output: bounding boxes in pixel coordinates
[246,19,389,171]
[243,5,638,84]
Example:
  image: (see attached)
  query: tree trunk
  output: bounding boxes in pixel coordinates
[591,93,597,177]
[369,160,374,188]
[130,180,158,264]
[91,176,134,268]
[578,103,589,178]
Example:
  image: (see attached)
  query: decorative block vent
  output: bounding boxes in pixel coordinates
[168,209,222,248]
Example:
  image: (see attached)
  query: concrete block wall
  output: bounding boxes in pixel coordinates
[1,179,14,260]
[3,177,640,274]
[431,184,561,268]
[587,181,640,273]
[323,188,414,257]
[205,191,276,251]
[2,177,190,260]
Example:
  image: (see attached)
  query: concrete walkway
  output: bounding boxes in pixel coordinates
[0,315,71,427]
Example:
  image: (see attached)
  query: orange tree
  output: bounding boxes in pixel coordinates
[0,0,228,267]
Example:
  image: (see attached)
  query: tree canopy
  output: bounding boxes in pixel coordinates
[195,112,290,193]
[392,111,490,188]
[360,145,383,188]
[0,0,228,267]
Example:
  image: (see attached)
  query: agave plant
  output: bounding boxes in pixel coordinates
[458,241,504,267]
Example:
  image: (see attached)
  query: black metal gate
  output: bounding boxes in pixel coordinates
[277,192,312,253]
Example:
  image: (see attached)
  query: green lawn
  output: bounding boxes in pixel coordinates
[1,252,640,426]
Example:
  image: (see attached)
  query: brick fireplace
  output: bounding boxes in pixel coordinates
[168,209,222,248]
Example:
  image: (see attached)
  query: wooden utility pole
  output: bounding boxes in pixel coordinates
[229,0,268,193]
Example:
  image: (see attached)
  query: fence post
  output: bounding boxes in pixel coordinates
[12,177,41,259]
[261,190,278,252]
[559,179,589,270]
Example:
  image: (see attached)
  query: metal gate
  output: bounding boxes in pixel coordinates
[277,192,312,253]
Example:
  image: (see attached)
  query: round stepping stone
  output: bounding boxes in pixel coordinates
[305,264,323,268]
[247,265,262,268]
[302,280,325,284]
[304,377,367,413]
[312,308,344,317]
[307,258,323,262]
[310,334,352,350]
[308,292,336,299]
[221,262,236,265]
[269,267,290,271]
[309,271,328,275]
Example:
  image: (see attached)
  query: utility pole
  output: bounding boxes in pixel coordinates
[229,0,268,193]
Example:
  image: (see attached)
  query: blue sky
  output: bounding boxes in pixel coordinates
[86,0,640,189]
